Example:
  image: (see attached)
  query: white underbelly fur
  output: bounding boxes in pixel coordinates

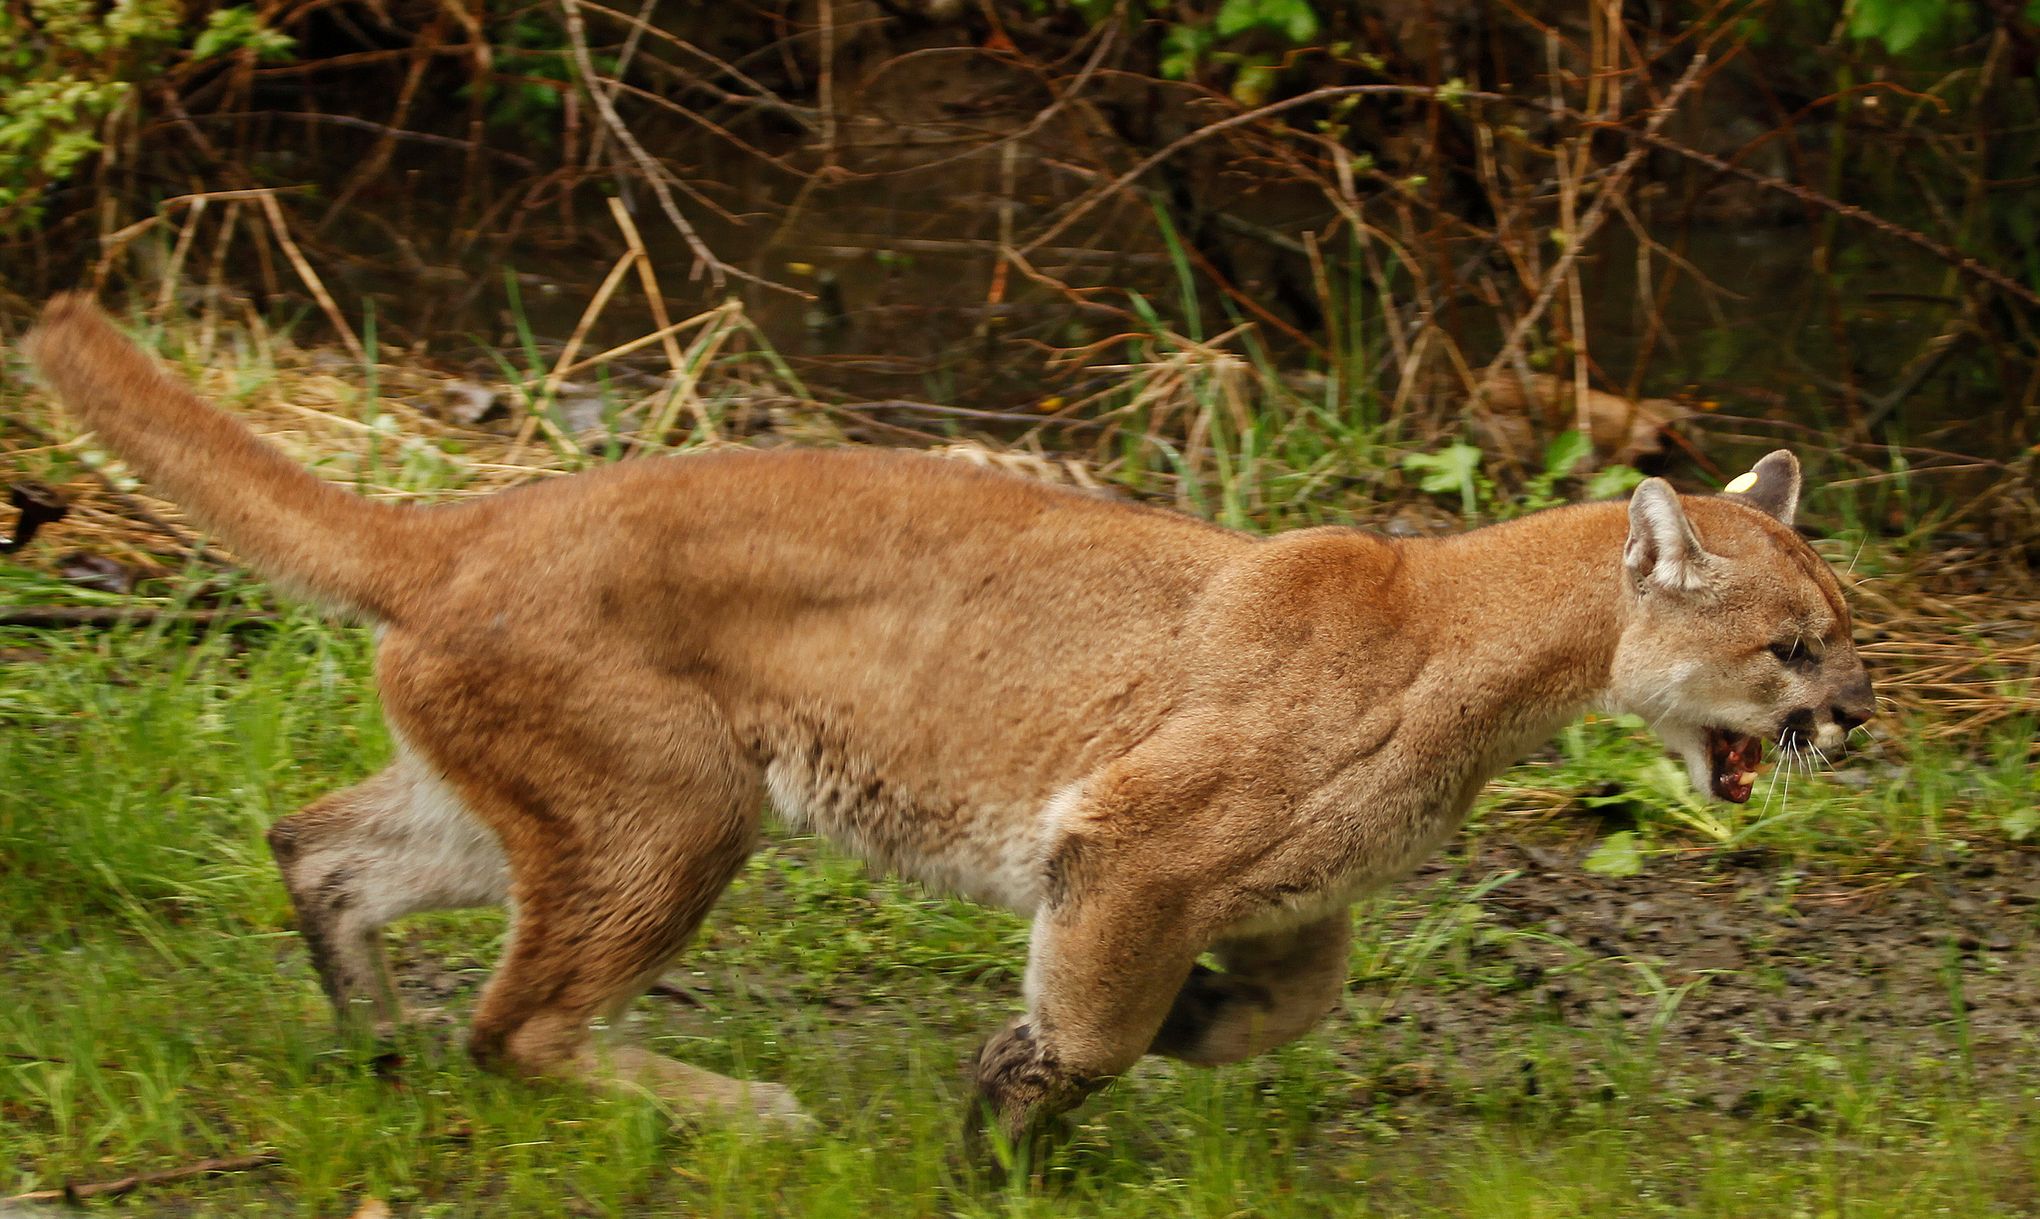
[763,763,1068,914]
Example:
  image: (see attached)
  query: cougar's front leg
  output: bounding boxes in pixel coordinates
[966,881,1200,1172]
[1148,913,1350,1065]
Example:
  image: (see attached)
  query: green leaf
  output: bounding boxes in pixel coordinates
[1402,442,1486,517]
[1542,429,1592,479]
[1160,23,1213,80]
[193,10,251,60]
[1401,442,1482,495]
[1583,831,1644,877]
[2004,807,2038,842]
[1231,61,1281,107]
[1881,3,1931,52]
[1215,0,1261,38]
[1848,0,1945,54]
[1214,0,1320,43]
[1847,0,1893,40]
[192,7,294,63]
[1270,0,1320,42]
[1587,463,1646,499]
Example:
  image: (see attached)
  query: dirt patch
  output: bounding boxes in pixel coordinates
[1341,832,2040,1113]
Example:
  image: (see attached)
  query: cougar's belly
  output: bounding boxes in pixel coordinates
[758,726,1063,914]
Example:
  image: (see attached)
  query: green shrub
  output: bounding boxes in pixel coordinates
[0,1,291,233]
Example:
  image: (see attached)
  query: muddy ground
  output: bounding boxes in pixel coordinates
[1368,835,2040,1103]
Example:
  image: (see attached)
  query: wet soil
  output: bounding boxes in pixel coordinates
[1345,832,2040,1111]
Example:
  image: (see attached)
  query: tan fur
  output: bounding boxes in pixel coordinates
[27,295,1873,1151]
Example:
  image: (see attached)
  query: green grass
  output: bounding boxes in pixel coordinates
[3,567,2036,1215]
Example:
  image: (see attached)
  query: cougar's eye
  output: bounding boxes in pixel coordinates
[1768,639,1812,667]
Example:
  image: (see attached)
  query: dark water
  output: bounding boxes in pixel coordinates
[309,128,2004,469]
[1583,223,1977,442]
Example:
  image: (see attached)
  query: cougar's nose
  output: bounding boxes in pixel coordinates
[1831,670,1875,735]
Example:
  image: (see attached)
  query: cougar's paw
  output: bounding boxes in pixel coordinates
[739,1080,819,1135]
[962,1017,1101,1183]
[600,1047,816,1135]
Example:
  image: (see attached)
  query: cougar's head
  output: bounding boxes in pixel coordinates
[1607,451,1875,804]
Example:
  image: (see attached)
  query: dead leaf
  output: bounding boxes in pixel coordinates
[58,552,141,595]
[1476,372,1692,466]
[438,380,501,426]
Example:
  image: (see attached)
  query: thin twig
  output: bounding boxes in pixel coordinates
[1016,82,1510,258]
[816,0,837,165]
[607,196,687,376]
[93,187,310,289]
[1476,53,1711,405]
[556,307,725,379]
[541,249,636,404]
[5,1153,281,1204]
[635,302,741,444]
[558,0,801,298]
[153,196,208,319]
[1626,126,2040,311]
[582,0,658,172]
[255,190,367,364]
[578,0,819,131]
[0,607,279,629]
[145,111,539,169]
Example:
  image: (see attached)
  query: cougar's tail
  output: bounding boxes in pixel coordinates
[26,294,452,622]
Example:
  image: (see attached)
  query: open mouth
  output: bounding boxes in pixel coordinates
[1704,728,1765,804]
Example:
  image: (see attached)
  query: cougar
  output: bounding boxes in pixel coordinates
[26,295,1873,1153]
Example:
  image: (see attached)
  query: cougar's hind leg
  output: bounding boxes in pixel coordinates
[1147,913,1350,1065]
[404,671,804,1129]
[463,764,799,1126]
[267,752,509,1033]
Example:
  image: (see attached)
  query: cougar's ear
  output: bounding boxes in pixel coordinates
[1721,450,1800,527]
[1625,478,1712,594]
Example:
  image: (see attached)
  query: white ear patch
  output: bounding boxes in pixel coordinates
[1625,478,1713,594]
[1723,470,1759,494]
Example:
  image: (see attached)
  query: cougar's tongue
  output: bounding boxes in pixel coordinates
[1705,728,1763,803]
